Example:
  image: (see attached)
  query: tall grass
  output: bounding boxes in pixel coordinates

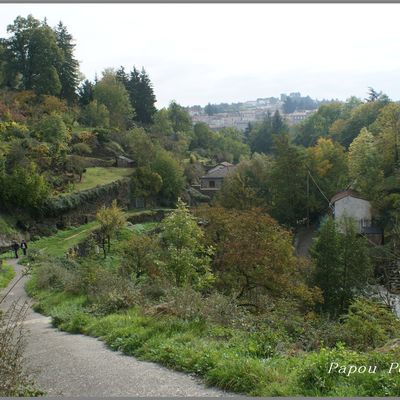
[0,261,15,289]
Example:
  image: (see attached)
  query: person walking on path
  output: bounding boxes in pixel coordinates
[21,239,28,256]
[12,241,20,259]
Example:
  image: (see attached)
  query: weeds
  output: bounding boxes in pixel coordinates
[0,301,43,396]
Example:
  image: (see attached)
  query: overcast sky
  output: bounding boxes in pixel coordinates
[0,4,399,108]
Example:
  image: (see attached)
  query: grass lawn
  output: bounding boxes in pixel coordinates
[73,167,134,192]
[28,219,156,259]
[0,261,15,289]
[29,221,100,258]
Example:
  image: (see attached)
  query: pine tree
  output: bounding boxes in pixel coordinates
[311,217,372,316]
[310,217,343,315]
[78,79,94,107]
[125,66,157,125]
[116,66,129,88]
[268,135,308,226]
[55,22,79,103]
[137,67,157,124]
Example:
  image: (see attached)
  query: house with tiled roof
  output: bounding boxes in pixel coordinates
[199,162,236,198]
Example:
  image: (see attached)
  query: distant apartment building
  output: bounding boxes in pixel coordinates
[191,104,283,131]
[284,110,316,125]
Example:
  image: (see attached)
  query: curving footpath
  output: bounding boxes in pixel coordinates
[1,259,231,397]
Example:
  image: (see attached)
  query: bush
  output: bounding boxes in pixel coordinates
[86,268,138,315]
[340,298,400,351]
[34,262,76,292]
[72,142,92,156]
[201,292,243,326]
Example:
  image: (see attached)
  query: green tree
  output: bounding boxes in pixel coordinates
[93,69,134,129]
[283,96,296,114]
[81,100,110,128]
[96,200,125,258]
[348,128,384,198]
[4,15,41,89]
[151,149,185,205]
[121,233,158,280]
[269,136,308,226]
[35,112,70,144]
[310,217,343,315]
[125,127,155,167]
[214,127,250,163]
[216,154,273,210]
[27,24,63,95]
[159,199,213,288]
[130,67,157,125]
[294,102,343,147]
[332,101,385,148]
[54,21,79,103]
[371,102,400,175]
[197,206,320,306]
[0,162,50,212]
[249,111,287,154]
[167,101,192,133]
[131,166,163,207]
[0,40,6,87]
[204,103,218,116]
[311,217,372,316]
[78,79,94,107]
[307,137,349,216]
[190,122,215,150]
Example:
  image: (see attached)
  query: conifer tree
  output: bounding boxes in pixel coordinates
[55,21,79,103]
[125,67,157,124]
[78,79,94,107]
[311,217,372,316]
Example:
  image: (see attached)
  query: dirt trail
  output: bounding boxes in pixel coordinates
[0,259,230,397]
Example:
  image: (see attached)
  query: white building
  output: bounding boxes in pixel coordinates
[330,189,383,244]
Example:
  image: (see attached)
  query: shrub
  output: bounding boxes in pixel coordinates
[72,142,92,156]
[201,292,243,326]
[87,268,138,315]
[34,261,76,292]
[340,298,400,351]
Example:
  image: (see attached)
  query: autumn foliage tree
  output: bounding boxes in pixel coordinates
[196,206,321,308]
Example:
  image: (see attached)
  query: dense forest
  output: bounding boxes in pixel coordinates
[2,14,400,397]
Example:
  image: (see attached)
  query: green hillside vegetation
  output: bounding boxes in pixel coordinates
[25,202,400,396]
[1,13,400,397]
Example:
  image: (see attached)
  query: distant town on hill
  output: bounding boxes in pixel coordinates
[185,92,338,131]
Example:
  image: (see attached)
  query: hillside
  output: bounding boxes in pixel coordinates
[2,12,400,398]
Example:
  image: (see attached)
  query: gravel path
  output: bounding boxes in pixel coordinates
[1,259,231,397]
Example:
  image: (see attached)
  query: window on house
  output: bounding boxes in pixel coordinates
[209,180,215,188]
